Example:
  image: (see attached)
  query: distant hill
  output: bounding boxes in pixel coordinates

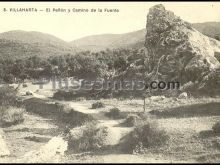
[71,29,146,52]
[0,30,76,59]
[70,33,123,52]
[192,22,220,39]
[109,29,146,49]
[0,21,220,58]
[71,22,220,52]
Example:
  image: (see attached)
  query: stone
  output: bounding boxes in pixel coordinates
[145,4,220,95]
[178,92,188,99]
[149,95,166,101]
[26,91,33,96]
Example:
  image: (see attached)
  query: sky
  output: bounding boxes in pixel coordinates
[0,2,220,41]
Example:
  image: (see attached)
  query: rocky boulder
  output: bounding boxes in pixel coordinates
[178,92,188,99]
[145,4,220,95]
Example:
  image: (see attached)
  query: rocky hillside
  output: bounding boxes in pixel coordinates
[145,4,220,95]
[0,31,76,59]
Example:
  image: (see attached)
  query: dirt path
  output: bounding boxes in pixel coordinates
[62,101,175,163]
[65,101,133,145]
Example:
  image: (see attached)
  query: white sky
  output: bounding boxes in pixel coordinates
[0,2,220,41]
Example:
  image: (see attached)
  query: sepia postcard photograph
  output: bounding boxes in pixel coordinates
[0,1,220,163]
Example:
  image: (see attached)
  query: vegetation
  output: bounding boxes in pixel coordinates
[122,114,141,127]
[68,121,112,152]
[105,107,123,119]
[121,120,169,154]
[0,48,144,82]
[212,121,220,133]
[0,106,25,127]
[53,89,76,100]
[0,86,24,127]
[0,85,17,106]
[0,47,184,98]
[91,101,105,109]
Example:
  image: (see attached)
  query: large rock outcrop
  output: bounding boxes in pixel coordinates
[145,4,220,95]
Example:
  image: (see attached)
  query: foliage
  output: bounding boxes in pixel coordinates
[122,114,141,127]
[121,120,169,153]
[105,107,123,119]
[53,89,76,100]
[0,106,25,127]
[0,85,17,106]
[0,48,146,84]
[91,101,105,109]
[67,121,111,152]
[212,121,220,133]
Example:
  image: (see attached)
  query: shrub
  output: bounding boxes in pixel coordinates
[91,101,105,109]
[121,120,169,153]
[105,107,121,119]
[212,121,220,133]
[22,83,28,88]
[67,121,113,152]
[0,106,25,127]
[53,89,76,100]
[0,85,17,106]
[53,88,90,101]
[55,102,65,112]
[122,114,141,127]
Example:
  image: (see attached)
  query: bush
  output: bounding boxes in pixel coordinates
[121,120,169,153]
[122,114,141,127]
[23,83,28,88]
[67,121,113,152]
[91,101,105,109]
[0,86,17,106]
[53,89,89,101]
[0,106,25,127]
[212,121,220,133]
[53,89,76,100]
[105,107,121,119]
